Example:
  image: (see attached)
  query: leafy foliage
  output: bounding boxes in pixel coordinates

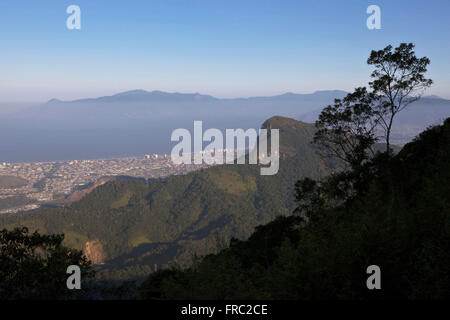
[368,43,433,152]
[0,227,93,299]
[315,87,379,170]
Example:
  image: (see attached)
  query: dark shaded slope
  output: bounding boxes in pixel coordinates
[138,118,450,299]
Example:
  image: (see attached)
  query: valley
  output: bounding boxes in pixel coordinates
[0,116,342,281]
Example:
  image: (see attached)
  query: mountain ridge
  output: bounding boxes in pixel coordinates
[0,115,341,280]
[137,117,450,299]
[44,89,349,104]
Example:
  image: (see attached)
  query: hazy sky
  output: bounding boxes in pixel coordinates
[1,0,449,102]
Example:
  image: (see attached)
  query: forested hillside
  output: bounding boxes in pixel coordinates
[0,116,341,280]
[138,118,450,299]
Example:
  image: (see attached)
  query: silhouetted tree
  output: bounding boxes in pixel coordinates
[313,43,432,203]
[315,43,432,165]
[314,87,379,170]
[368,43,432,153]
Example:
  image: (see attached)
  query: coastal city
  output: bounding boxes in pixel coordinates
[0,154,210,214]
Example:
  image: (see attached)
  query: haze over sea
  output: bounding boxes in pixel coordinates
[1,89,449,163]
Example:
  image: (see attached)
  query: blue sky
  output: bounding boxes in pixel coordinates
[1,0,449,102]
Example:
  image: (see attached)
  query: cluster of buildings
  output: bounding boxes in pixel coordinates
[0,154,209,214]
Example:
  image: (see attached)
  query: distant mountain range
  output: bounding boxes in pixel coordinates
[44,89,348,104]
[14,89,450,127]
[0,89,448,162]
[47,90,218,104]
[15,89,349,122]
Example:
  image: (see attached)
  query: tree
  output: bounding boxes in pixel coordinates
[314,87,379,171]
[312,44,432,201]
[368,43,432,153]
[0,227,94,299]
[311,87,381,201]
[315,43,432,166]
